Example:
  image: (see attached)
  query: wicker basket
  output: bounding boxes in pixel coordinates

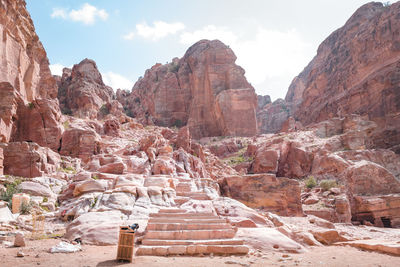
[116,226,135,262]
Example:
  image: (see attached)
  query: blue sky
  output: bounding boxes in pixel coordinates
[26,0,378,100]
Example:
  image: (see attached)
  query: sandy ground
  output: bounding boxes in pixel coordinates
[1,238,399,267]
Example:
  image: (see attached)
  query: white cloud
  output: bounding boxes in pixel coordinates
[51,8,67,19]
[123,32,135,40]
[102,71,134,90]
[49,63,69,76]
[180,25,237,46]
[136,21,185,41]
[179,25,313,100]
[51,3,108,25]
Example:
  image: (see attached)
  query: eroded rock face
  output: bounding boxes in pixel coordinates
[11,98,63,151]
[57,59,115,119]
[286,2,400,153]
[257,99,291,134]
[0,1,62,149]
[118,40,258,139]
[59,126,101,163]
[0,142,61,178]
[219,174,303,216]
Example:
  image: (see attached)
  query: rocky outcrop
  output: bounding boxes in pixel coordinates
[286,2,400,153]
[219,174,303,216]
[118,40,258,139]
[0,142,61,178]
[257,99,291,134]
[57,59,118,119]
[0,0,62,150]
[59,125,101,163]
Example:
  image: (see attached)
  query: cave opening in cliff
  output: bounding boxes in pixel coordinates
[381,217,392,228]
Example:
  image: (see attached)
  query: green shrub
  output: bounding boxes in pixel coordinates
[91,196,98,208]
[59,166,76,174]
[99,104,110,116]
[42,196,48,203]
[63,121,70,129]
[40,204,50,212]
[305,176,317,189]
[61,107,72,115]
[319,179,337,191]
[92,175,99,180]
[20,201,32,215]
[169,62,180,73]
[27,102,35,109]
[0,178,22,208]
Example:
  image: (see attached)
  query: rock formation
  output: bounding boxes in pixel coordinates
[286,2,400,153]
[0,0,62,150]
[220,174,303,216]
[57,59,123,119]
[0,142,61,178]
[117,40,258,139]
[1,0,400,262]
[257,98,291,133]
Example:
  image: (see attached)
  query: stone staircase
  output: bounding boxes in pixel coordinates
[136,208,249,256]
[136,176,249,256]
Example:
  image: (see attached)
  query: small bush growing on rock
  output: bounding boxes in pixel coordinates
[91,196,98,208]
[20,201,32,215]
[99,104,110,116]
[40,204,50,212]
[92,175,99,180]
[319,179,337,191]
[63,121,70,129]
[0,178,22,208]
[59,166,76,174]
[42,197,48,203]
[27,102,35,109]
[305,176,317,189]
[61,107,73,115]
[169,62,180,73]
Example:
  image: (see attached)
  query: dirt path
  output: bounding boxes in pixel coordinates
[1,239,399,267]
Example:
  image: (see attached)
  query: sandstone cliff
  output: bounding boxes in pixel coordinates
[0,0,62,150]
[286,2,400,153]
[57,58,124,119]
[118,40,258,139]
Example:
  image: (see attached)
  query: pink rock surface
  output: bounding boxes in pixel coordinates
[0,142,60,178]
[118,40,258,138]
[220,174,303,216]
[0,0,62,150]
[286,2,400,153]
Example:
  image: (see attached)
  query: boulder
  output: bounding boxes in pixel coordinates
[0,201,14,223]
[14,232,25,247]
[251,148,279,173]
[103,119,120,137]
[59,127,101,162]
[65,211,127,245]
[18,182,54,198]
[98,161,126,175]
[73,180,108,197]
[220,174,303,216]
[236,228,305,253]
[0,142,61,178]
